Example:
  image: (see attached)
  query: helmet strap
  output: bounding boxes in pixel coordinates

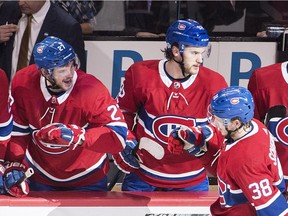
[225,123,244,140]
[172,54,186,78]
[45,78,61,90]
[40,68,61,91]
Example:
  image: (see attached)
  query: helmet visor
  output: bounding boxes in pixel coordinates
[207,105,230,127]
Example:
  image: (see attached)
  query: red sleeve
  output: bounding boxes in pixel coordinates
[0,69,12,161]
[199,125,224,176]
[116,65,139,130]
[5,76,29,162]
[200,143,220,177]
[82,81,127,154]
[5,136,29,162]
[0,69,10,122]
[248,70,262,120]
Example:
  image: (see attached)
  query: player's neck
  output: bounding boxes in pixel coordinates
[231,125,252,140]
[45,79,65,95]
[166,60,185,79]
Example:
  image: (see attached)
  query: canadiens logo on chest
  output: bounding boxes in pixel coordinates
[273,116,288,145]
[34,144,70,155]
[32,134,69,155]
[152,115,197,144]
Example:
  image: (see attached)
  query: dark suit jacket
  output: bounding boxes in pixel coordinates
[0,2,86,81]
[0,1,21,81]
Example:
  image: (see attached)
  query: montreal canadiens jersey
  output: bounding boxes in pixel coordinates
[8,64,127,187]
[0,69,13,161]
[117,59,228,188]
[210,119,288,216]
[267,115,288,189]
[248,62,288,121]
[248,61,288,190]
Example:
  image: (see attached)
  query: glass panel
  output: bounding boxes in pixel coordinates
[90,1,288,37]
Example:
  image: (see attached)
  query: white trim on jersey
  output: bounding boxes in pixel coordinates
[255,190,281,210]
[140,163,205,179]
[40,71,77,104]
[158,59,198,90]
[0,115,12,127]
[26,151,108,182]
[281,61,288,85]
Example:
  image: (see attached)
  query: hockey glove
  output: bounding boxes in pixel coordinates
[3,162,34,198]
[168,125,211,157]
[33,123,85,150]
[0,162,5,194]
[112,139,140,174]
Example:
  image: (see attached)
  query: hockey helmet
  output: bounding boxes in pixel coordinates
[33,36,77,75]
[166,19,209,53]
[210,86,254,124]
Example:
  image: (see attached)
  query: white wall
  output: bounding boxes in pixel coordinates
[85,40,277,97]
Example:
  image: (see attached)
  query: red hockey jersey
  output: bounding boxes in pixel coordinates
[248,62,288,191]
[8,64,127,187]
[207,120,288,215]
[117,59,228,188]
[248,62,288,121]
[0,69,12,161]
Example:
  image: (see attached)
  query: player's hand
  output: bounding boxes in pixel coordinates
[0,162,6,194]
[3,162,34,198]
[112,139,140,174]
[168,126,210,157]
[32,123,85,150]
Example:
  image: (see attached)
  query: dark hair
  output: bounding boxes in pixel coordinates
[162,43,178,60]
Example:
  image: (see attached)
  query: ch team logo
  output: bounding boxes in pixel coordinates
[274,117,288,145]
[36,45,44,54]
[178,23,186,31]
[33,139,70,155]
[152,115,198,144]
[230,97,239,105]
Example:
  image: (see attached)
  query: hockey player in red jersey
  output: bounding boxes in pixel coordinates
[0,69,13,194]
[2,36,127,197]
[248,62,288,122]
[168,86,288,215]
[113,19,228,191]
[248,62,288,192]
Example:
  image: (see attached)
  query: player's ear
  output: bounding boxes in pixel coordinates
[171,45,180,57]
[73,56,80,70]
[231,118,242,128]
